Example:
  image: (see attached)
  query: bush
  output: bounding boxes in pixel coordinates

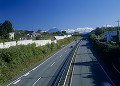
[0,36,80,85]
[89,33,120,65]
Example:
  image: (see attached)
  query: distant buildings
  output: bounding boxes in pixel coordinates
[26,31,41,37]
[104,31,117,42]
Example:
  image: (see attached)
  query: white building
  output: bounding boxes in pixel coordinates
[104,31,117,42]
[9,32,14,40]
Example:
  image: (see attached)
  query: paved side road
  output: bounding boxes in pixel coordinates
[3,38,81,86]
[70,39,115,86]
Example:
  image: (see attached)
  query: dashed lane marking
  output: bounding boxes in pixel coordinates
[13,79,21,84]
[51,62,55,67]
[32,77,41,86]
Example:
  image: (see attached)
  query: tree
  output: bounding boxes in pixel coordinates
[36,35,41,40]
[95,27,104,36]
[42,32,50,35]
[56,31,61,34]
[0,20,13,39]
[74,32,79,35]
[37,29,42,33]
[62,30,67,35]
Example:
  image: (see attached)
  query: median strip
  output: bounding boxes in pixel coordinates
[52,39,82,86]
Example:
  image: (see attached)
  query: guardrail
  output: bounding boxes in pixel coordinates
[52,39,82,86]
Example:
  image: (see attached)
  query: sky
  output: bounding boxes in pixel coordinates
[0,0,120,31]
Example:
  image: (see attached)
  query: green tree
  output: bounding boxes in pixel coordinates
[36,35,41,40]
[95,27,104,36]
[74,32,79,35]
[37,29,42,33]
[62,30,67,35]
[42,32,50,35]
[56,31,61,34]
[0,20,13,39]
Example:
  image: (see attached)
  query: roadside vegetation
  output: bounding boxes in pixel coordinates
[0,36,80,85]
[0,20,13,42]
[89,27,120,76]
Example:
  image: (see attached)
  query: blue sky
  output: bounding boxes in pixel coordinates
[0,0,120,31]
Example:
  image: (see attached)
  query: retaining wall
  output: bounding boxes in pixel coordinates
[0,35,71,49]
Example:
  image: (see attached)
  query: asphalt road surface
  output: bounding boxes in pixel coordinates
[3,39,81,86]
[70,39,115,86]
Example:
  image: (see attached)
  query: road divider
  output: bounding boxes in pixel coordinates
[52,39,82,86]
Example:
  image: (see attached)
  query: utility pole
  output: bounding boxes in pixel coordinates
[115,19,120,31]
[106,24,107,29]
[115,20,120,43]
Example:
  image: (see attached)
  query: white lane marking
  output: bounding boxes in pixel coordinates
[98,62,115,86]
[23,72,30,76]
[13,79,21,84]
[51,62,55,66]
[7,40,76,86]
[112,63,120,74]
[32,77,41,86]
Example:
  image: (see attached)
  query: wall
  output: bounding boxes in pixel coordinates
[17,40,33,45]
[33,40,52,47]
[3,41,16,48]
[54,35,71,40]
[0,35,71,49]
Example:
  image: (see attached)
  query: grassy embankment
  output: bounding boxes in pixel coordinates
[0,36,80,85]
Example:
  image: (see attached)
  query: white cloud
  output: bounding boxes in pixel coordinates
[64,27,94,34]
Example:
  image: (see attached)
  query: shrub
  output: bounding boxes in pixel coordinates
[0,36,80,85]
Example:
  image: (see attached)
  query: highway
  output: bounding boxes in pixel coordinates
[70,39,115,86]
[3,39,80,86]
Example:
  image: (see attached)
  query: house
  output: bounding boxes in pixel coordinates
[9,32,14,40]
[104,31,117,42]
[31,32,41,37]
[26,31,41,37]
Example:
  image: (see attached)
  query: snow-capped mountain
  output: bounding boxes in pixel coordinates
[47,27,60,32]
[65,27,94,34]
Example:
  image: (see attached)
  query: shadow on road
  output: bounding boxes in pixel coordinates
[71,40,112,86]
[72,60,111,86]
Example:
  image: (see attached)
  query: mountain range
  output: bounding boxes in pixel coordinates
[47,27,60,32]
[65,27,94,34]
[46,27,94,34]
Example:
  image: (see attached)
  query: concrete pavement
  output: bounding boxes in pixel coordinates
[70,39,115,86]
